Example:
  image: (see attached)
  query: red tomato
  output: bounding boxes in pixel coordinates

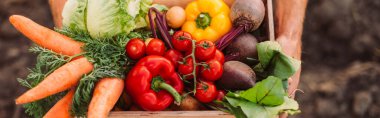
[172,31,193,52]
[215,90,226,101]
[164,49,184,68]
[178,57,198,80]
[195,81,217,103]
[200,60,223,81]
[146,38,166,56]
[195,41,216,61]
[210,50,225,64]
[125,38,145,60]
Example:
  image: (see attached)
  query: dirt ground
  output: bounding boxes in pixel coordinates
[0,0,379,118]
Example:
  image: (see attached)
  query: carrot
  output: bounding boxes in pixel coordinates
[9,15,83,56]
[16,57,93,104]
[87,78,124,118]
[43,89,75,118]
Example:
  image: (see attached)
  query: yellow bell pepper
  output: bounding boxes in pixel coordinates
[182,0,232,42]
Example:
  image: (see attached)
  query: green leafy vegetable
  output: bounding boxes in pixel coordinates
[62,0,152,38]
[272,52,301,79]
[240,76,285,106]
[255,41,282,70]
[254,41,301,79]
[225,96,300,118]
[86,0,152,38]
[62,0,87,32]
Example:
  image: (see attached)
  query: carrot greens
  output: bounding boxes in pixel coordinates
[60,28,151,116]
[17,46,74,118]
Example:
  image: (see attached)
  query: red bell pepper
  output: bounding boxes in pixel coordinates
[125,55,184,111]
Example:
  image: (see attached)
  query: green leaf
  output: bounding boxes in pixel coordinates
[272,52,301,79]
[225,96,300,118]
[135,0,153,29]
[86,0,152,38]
[222,97,247,118]
[240,76,286,106]
[255,41,282,70]
[264,97,301,116]
[62,0,88,31]
[254,41,301,80]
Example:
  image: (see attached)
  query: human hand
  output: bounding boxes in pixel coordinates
[277,36,301,118]
[276,35,302,97]
[276,35,298,58]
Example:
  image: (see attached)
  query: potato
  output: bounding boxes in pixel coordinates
[166,6,186,28]
[171,95,203,111]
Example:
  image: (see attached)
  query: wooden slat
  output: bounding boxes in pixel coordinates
[109,111,234,118]
[266,0,275,41]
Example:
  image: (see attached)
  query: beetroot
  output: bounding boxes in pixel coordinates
[216,0,265,50]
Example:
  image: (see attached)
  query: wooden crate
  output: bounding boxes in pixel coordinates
[48,0,282,117]
[109,111,234,118]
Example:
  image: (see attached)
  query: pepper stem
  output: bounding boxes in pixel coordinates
[196,12,211,29]
[152,77,182,105]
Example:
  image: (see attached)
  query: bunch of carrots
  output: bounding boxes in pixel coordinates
[10,15,123,118]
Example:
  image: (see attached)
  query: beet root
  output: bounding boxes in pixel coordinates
[230,0,265,32]
[216,61,256,90]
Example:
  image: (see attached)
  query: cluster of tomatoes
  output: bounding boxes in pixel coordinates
[125,31,226,103]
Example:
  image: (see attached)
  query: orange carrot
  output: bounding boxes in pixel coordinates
[16,57,93,104]
[43,89,75,118]
[9,15,83,56]
[87,78,124,118]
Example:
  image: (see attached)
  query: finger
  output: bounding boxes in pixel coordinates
[49,0,67,28]
[288,77,293,85]
[279,113,288,118]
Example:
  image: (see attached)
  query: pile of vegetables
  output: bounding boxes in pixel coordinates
[12,0,301,118]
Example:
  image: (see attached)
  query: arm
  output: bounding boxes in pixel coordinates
[274,0,307,97]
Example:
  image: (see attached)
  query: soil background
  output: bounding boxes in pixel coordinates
[0,0,379,118]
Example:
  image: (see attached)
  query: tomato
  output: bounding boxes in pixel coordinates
[146,38,166,56]
[164,49,184,68]
[215,90,226,101]
[200,60,223,81]
[125,38,145,60]
[172,31,193,52]
[178,57,198,80]
[195,81,217,103]
[195,40,216,61]
[210,50,225,64]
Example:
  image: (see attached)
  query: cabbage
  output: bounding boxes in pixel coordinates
[86,0,152,38]
[62,0,87,31]
[62,0,152,38]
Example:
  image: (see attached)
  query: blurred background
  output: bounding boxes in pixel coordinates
[0,0,379,118]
